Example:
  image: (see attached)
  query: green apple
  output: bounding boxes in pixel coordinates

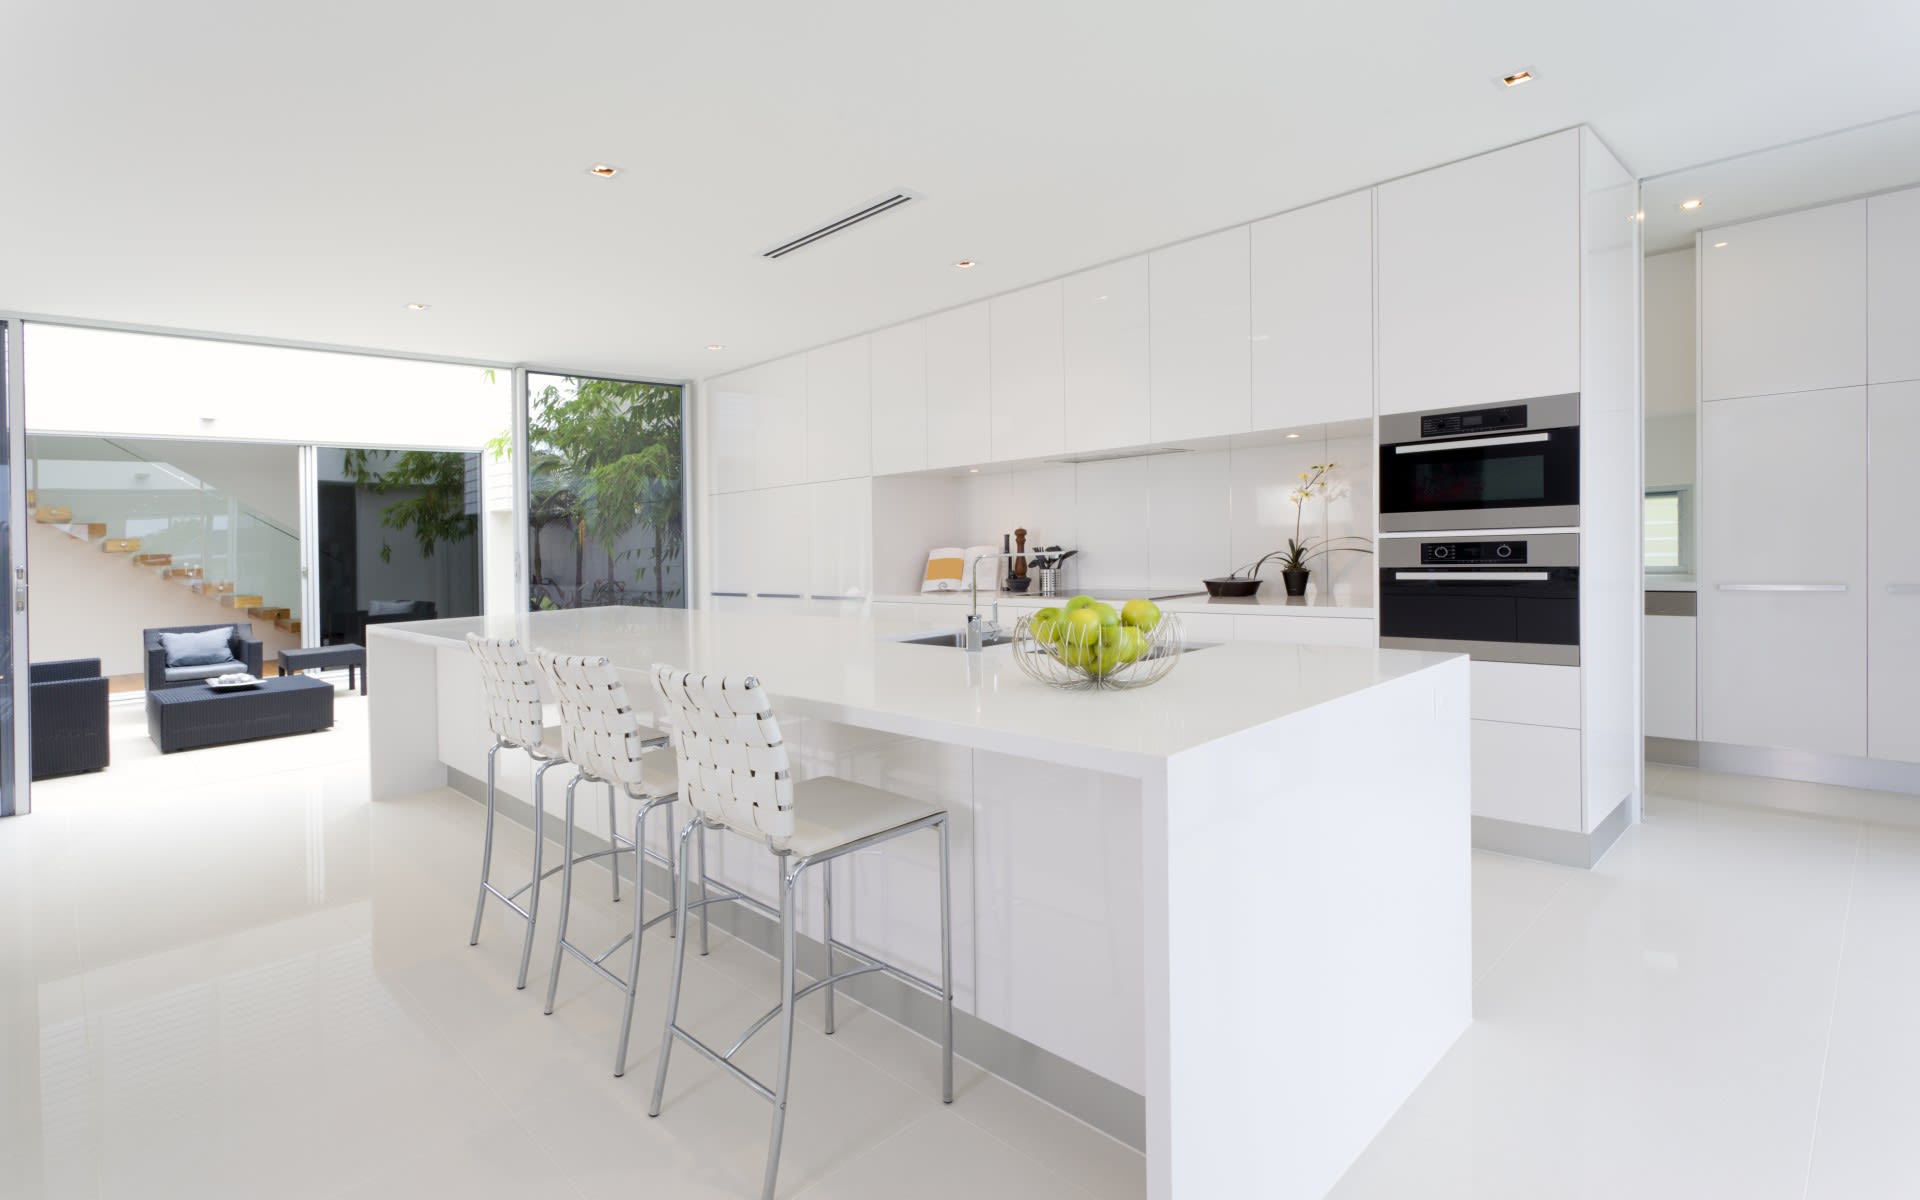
[1091,602,1122,628]
[1121,599,1161,632]
[1092,637,1129,677]
[1063,607,1104,646]
[1030,607,1064,644]
[1111,625,1147,664]
[1062,594,1097,615]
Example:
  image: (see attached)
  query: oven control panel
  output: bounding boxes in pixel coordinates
[1419,404,1528,439]
[1420,540,1527,565]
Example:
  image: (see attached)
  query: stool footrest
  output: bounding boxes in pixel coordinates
[481,882,533,922]
[666,1024,775,1103]
[722,964,888,1060]
[821,937,947,1001]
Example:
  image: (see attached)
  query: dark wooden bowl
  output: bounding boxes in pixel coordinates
[1202,577,1260,598]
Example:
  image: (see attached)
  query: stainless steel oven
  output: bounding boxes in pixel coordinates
[1379,394,1580,532]
[1378,533,1579,665]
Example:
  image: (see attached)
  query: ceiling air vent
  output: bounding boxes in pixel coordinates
[762,190,919,260]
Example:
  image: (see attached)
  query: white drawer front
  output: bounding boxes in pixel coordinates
[1471,719,1582,832]
[1233,615,1375,648]
[1471,662,1581,728]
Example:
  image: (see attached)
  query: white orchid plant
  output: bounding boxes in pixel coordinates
[1236,462,1373,577]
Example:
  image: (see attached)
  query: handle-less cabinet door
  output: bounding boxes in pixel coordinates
[1701,200,1866,401]
[1149,227,1251,441]
[1868,187,1920,385]
[1251,190,1373,429]
[1700,388,1867,756]
[754,355,808,489]
[710,490,756,595]
[925,302,991,468]
[1063,256,1150,452]
[1376,131,1580,414]
[808,477,873,599]
[870,321,928,475]
[805,337,870,483]
[753,484,811,597]
[1869,382,1920,762]
[990,280,1065,461]
[709,369,758,494]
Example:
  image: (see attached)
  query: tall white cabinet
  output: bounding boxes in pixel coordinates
[1148,227,1252,441]
[1869,381,1920,763]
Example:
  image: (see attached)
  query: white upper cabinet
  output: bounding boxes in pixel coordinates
[708,369,757,494]
[1701,200,1865,401]
[1869,381,1920,762]
[1868,187,1920,386]
[805,337,871,483]
[870,321,928,476]
[1376,132,1580,414]
[709,489,756,594]
[925,302,992,468]
[989,280,1065,461]
[1064,256,1151,451]
[1150,227,1252,441]
[754,354,808,489]
[1699,387,1867,757]
[1251,191,1373,429]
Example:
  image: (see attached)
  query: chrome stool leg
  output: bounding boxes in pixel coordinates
[822,859,835,1035]
[698,822,711,956]
[762,855,801,1200]
[647,816,701,1112]
[468,740,503,946]
[938,814,954,1103]
[544,775,584,1014]
[514,759,557,991]
[608,779,622,904]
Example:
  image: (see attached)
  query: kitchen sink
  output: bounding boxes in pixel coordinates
[894,629,1016,649]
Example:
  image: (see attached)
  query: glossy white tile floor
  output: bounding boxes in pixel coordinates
[6,704,1920,1199]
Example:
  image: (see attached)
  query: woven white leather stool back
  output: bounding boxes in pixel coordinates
[536,651,658,790]
[466,633,546,752]
[651,665,795,850]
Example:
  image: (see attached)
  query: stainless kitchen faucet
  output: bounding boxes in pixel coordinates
[965,552,1022,652]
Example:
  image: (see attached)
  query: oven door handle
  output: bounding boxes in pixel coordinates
[1392,571,1551,582]
[1392,432,1552,454]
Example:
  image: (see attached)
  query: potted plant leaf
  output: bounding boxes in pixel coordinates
[1204,462,1371,598]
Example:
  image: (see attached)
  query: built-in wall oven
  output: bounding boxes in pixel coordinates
[1379,394,1580,532]
[1378,534,1579,665]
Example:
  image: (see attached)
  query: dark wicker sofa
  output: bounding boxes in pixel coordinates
[30,658,109,779]
[143,623,265,692]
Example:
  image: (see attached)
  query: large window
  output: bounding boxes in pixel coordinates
[1644,488,1689,573]
[525,374,686,609]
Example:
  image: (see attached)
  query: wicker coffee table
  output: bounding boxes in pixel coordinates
[146,676,335,753]
[277,643,367,695]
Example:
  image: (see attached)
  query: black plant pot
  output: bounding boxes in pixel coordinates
[1281,568,1310,597]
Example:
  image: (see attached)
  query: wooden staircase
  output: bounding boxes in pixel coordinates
[33,502,300,635]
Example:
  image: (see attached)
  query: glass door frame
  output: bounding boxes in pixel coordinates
[4,318,32,814]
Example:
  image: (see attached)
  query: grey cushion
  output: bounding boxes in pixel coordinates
[366,600,416,617]
[164,661,237,682]
[159,626,235,668]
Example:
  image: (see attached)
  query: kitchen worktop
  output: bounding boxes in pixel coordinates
[371,605,1433,777]
[870,590,1376,619]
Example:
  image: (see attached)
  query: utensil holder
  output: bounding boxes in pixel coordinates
[1037,568,1060,597]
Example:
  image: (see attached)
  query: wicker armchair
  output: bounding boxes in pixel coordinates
[30,658,110,779]
[142,623,265,692]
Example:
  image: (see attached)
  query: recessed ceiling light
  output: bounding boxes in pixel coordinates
[1501,69,1534,87]
[406,303,430,311]
[588,164,620,179]
[1285,432,1301,439]
[968,467,980,473]
[1680,198,1703,211]
[706,343,724,351]
[1714,241,1728,248]
[1632,211,1646,222]
[954,260,977,269]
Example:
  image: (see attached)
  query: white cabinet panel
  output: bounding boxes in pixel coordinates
[1869,382,1920,762]
[710,490,755,595]
[1868,187,1920,385]
[1063,257,1151,452]
[1700,389,1867,756]
[754,484,811,597]
[871,321,928,475]
[805,337,871,483]
[989,280,1065,461]
[1644,613,1698,741]
[1150,227,1252,441]
[926,302,992,469]
[1175,611,1237,643]
[1471,719,1582,832]
[1471,662,1581,728]
[1146,450,1230,591]
[1701,200,1866,401]
[754,355,808,489]
[1251,191,1373,430]
[1377,132,1580,414]
[808,477,873,599]
[1231,616,1374,648]
[708,371,758,494]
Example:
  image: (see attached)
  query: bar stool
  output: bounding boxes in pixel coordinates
[534,650,714,1075]
[645,665,954,1200]
[465,633,567,990]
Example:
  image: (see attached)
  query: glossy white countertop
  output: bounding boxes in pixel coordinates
[870,591,1375,619]
[371,605,1448,777]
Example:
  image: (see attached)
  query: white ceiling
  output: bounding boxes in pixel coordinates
[5,1,1920,382]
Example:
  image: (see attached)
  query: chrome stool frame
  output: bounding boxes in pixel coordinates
[644,666,954,1200]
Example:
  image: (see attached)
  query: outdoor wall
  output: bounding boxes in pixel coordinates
[317,448,482,622]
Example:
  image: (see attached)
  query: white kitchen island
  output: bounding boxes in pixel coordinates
[366,605,1471,1200]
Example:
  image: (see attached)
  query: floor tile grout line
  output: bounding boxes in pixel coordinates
[1472,866,1580,990]
[788,1103,1109,1200]
[1799,819,1864,1200]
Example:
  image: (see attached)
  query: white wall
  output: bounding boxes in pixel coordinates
[950,429,1374,603]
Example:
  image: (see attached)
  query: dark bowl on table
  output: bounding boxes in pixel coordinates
[1202,577,1261,598]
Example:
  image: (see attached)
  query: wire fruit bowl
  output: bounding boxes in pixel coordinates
[1011,610,1184,691]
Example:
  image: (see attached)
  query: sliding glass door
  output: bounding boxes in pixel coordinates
[524,374,688,609]
[2,321,28,815]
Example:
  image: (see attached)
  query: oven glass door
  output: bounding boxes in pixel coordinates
[1380,427,1580,523]
[1378,567,1581,648]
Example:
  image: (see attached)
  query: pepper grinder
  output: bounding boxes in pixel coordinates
[1013,528,1029,578]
